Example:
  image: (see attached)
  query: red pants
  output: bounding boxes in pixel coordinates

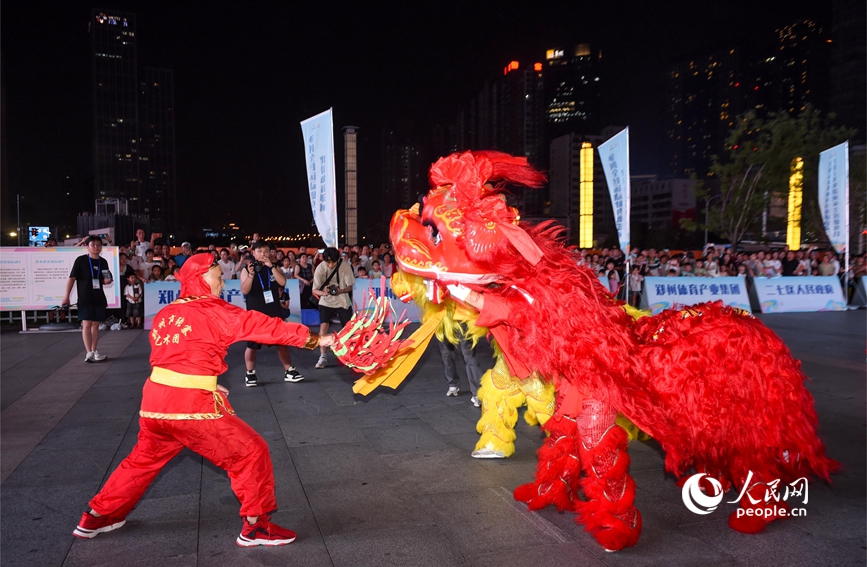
[89,414,276,519]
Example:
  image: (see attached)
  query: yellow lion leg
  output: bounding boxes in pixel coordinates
[520,373,556,428]
[473,359,525,458]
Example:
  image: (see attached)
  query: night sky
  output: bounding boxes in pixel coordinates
[1,0,826,240]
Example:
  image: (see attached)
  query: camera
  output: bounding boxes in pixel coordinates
[327,284,339,296]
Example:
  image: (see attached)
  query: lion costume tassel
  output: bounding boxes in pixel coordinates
[357,150,837,552]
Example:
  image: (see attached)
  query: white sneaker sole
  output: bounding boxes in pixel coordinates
[284,376,305,383]
[73,519,126,539]
[236,534,296,547]
[471,448,505,459]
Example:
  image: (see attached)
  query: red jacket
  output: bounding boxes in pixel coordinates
[140,294,317,418]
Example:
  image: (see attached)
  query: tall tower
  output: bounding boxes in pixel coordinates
[139,68,177,231]
[664,48,741,178]
[343,126,358,246]
[90,9,176,230]
[544,44,603,140]
[91,10,139,206]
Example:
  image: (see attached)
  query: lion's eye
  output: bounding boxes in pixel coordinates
[422,219,441,245]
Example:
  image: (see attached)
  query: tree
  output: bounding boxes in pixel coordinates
[692,106,857,251]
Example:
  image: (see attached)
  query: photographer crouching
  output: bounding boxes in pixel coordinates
[240,241,304,385]
[312,247,355,369]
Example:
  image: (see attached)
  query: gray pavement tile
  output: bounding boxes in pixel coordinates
[415,487,561,556]
[278,413,366,447]
[391,390,452,409]
[679,513,865,567]
[0,482,97,567]
[479,460,540,492]
[3,447,118,488]
[341,400,419,428]
[358,420,454,455]
[63,493,200,567]
[140,451,203,500]
[304,477,432,537]
[262,383,345,418]
[382,448,502,495]
[411,405,482,435]
[468,542,607,567]
[325,524,470,567]
[323,383,368,406]
[791,485,866,541]
[288,441,386,485]
[36,417,132,451]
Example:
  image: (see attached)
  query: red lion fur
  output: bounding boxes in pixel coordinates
[458,220,837,493]
[513,415,582,512]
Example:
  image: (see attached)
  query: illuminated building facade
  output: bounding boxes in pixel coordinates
[90,9,176,229]
[548,133,615,246]
[664,47,741,178]
[138,68,176,231]
[631,176,697,230]
[746,20,831,117]
[787,157,804,250]
[544,44,602,139]
[382,125,426,223]
[343,126,358,246]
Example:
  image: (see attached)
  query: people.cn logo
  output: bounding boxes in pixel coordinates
[681,473,725,515]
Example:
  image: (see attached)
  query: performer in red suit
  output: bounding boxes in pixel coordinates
[73,253,332,547]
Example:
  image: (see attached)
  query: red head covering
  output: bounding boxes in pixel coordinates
[178,253,215,297]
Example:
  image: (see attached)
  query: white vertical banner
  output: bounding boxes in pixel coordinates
[301,109,339,248]
[598,127,631,252]
[818,141,849,255]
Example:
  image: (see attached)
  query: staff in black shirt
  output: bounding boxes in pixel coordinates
[240,242,305,386]
[63,236,113,362]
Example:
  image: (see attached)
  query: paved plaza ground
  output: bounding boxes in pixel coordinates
[1,311,864,567]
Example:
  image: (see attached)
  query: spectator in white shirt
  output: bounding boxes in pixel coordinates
[217,248,236,281]
[133,229,160,258]
[139,249,157,281]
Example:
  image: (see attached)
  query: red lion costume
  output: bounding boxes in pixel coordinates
[382,150,837,551]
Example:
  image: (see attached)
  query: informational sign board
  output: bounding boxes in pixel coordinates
[144,281,246,330]
[641,276,751,314]
[751,276,846,313]
[0,246,121,310]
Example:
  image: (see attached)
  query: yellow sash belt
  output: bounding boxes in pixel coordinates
[149,366,217,391]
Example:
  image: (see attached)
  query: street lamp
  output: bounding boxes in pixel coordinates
[704,194,722,249]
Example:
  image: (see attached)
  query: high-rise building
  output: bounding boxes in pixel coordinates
[91,10,139,206]
[544,44,603,140]
[746,20,831,117]
[90,9,176,230]
[631,176,697,231]
[664,47,741,178]
[451,62,546,214]
[382,125,426,222]
[138,68,176,231]
[830,0,866,142]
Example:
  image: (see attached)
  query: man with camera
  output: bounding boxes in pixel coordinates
[240,241,304,385]
[311,247,355,369]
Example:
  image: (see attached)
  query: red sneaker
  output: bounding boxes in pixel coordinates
[73,511,126,539]
[236,516,297,547]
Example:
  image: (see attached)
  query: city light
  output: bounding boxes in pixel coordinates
[787,156,803,250]
[579,142,594,248]
[9,232,17,237]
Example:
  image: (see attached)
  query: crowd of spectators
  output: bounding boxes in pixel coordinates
[110,229,867,314]
[573,244,867,306]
